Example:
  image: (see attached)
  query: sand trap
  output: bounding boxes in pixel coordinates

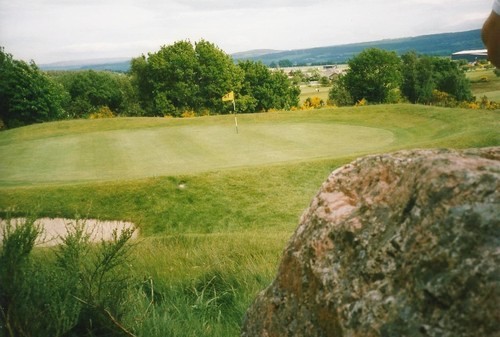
[0,218,138,247]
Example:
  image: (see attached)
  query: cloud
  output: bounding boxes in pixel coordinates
[170,0,330,11]
[0,0,488,63]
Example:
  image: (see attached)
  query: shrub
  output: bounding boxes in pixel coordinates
[302,96,323,109]
[432,90,458,107]
[0,218,137,337]
[89,106,115,119]
[181,110,196,118]
[479,95,499,110]
[355,98,368,107]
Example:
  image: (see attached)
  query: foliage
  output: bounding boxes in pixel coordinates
[89,106,115,119]
[52,70,138,118]
[180,110,196,118]
[302,96,324,109]
[237,60,300,112]
[319,76,331,86]
[131,40,241,116]
[0,47,67,128]
[328,80,354,106]
[401,52,473,104]
[130,40,300,115]
[332,49,475,107]
[196,41,243,113]
[478,95,500,109]
[341,48,402,104]
[401,52,435,104]
[289,69,306,85]
[0,218,137,337]
[355,98,368,107]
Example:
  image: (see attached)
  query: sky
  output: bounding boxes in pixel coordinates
[0,0,492,64]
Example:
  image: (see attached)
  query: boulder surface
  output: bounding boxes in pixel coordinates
[242,147,499,337]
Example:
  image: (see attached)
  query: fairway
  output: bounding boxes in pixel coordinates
[0,114,394,186]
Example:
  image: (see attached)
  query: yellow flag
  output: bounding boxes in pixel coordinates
[222,91,234,102]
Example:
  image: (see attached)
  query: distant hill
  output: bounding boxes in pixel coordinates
[231,49,284,59]
[40,29,483,72]
[233,29,484,66]
[40,58,132,72]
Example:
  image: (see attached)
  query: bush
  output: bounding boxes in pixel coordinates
[355,98,368,107]
[0,218,137,337]
[302,96,323,109]
[432,90,458,107]
[89,106,115,119]
[181,110,196,118]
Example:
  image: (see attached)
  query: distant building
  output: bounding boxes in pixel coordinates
[451,49,488,62]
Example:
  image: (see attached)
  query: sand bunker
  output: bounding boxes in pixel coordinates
[0,218,138,247]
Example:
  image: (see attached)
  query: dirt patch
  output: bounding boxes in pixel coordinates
[0,218,138,247]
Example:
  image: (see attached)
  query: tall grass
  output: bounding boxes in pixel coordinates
[128,232,289,336]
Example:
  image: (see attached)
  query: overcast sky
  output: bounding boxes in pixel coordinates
[0,0,492,64]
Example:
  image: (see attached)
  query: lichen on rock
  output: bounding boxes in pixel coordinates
[242,147,500,337]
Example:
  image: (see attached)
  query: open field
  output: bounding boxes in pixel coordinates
[299,85,331,105]
[1,104,499,336]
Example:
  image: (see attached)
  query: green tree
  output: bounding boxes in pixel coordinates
[0,47,66,128]
[278,59,293,68]
[195,40,243,113]
[147,40,199,116]
[52,70,136,118]
[328,78,353,106]
[319,76,331,86]
[289,70,306,85]
[130,55,155,115]
[237,60,299,112]
[131,40,299,115]
[342,48,402,103]
[432,58,473,102]
[401,52,435,104]
[401,52,473,104]
[131,40,241,116]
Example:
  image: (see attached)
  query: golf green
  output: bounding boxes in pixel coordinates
[0,119,394,185]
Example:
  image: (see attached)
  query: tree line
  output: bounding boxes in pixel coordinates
[0,42,486,129]
[0,41,299,128]
[328,48,475,107]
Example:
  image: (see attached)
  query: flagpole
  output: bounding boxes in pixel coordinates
[222,91,238,134]
[233,99,238,134]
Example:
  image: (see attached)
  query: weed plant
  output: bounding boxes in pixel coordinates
[0,219,137,337]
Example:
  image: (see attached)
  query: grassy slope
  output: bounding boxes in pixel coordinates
[1,104,499,336]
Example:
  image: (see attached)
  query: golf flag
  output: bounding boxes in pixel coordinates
[222,91,234,102]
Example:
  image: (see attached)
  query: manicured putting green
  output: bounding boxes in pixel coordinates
[0,116,394,185]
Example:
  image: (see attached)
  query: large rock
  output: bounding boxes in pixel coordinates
[242,147,499,337]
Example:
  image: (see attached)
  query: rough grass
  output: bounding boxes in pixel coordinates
[1,104,499,336]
